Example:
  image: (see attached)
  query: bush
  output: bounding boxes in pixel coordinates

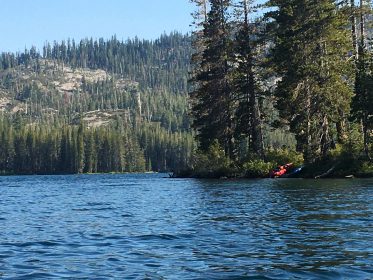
[192,140,234,178]
[242,159,274,178]
[266,148,304,166]
[357,161,373,177]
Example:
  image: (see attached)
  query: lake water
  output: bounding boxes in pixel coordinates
[0,174,372,279]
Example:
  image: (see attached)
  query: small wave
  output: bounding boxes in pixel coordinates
[72,207,116,211]
[13,263,42,270]
[106,235,124,240]
[95,207,116,211]
[72,208,91,212]
[93,242,113,247]
[1,240,60,248]
[0,253,13,259]
[37,241,60,247]
[1,241,32,248]
[121,213,134,218]
[66,242,82,248]
[101,183,125,187]
[90,233,104,238]
[11,272,58,279]
[136,233,179,241]
[86,202,111,206]
[145,262,161,268]
[211,216,238,222]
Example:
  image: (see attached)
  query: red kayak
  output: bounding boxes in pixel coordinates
[269,163,293,178]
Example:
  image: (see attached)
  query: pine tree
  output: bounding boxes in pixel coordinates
[232,0,265,158]
[76,123,85,173]
[190,0,236,157]
[351,0,373,160]
[266,0,353,162]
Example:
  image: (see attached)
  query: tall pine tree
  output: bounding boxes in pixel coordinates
[351,0,372,160]
[190,0,236,157]
[232,0,265,158]
[266,0,353,162]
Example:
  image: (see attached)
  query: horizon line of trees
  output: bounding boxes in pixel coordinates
[0,32,191,94]
[0,116,194,175]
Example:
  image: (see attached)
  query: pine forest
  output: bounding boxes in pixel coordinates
[0,33,194,174]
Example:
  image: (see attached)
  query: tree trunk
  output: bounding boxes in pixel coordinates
[321,114,330,159]
[252,99,264,158]
[351,0,358,59]
[359,0,370,161]
[305,83,312,163]
[336,108,348,144]
[363,112,371,161]
[243,0,264,158]
[359,0,365,56]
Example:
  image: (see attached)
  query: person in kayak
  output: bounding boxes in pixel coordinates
[270,163,293,178]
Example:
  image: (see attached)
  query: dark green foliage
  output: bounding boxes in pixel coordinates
[351,31,373,160]
[241,160,274,178]
[266,0,354,163]
[185,0,371,177]
[0,114,195,174]
[232,0,265,159]
[189,140,235,178]
[0,33,195,174]
[0,113,197,174]
[188,0,292,163]
[265,148,304,167]
[190,0,236,156]
[181,143,302,179]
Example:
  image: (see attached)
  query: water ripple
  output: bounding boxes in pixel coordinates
[0,174,371,279]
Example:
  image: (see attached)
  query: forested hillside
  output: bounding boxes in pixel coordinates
[0,33,194,174]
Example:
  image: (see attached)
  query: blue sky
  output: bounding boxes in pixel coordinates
[0,0,194,52]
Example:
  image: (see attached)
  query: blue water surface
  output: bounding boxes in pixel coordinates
[0,174,372,279]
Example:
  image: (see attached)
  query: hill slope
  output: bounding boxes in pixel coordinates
[0,33,195,174]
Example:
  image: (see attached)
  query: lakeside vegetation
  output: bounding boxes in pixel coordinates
[180,0,372,178]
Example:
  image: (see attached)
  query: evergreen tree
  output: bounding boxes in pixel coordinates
[351,0,373,160]
[266,0,353,162]
[232,0,265,158]
[190,0,236,157]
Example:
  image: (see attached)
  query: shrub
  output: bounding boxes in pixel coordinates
[192,140,233,178]
[242,160,275,178]
[266,148,304,166]
[357,161,373,177]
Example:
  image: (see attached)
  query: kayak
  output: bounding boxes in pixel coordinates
[269,163,296,178]
[289,166,303,175]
